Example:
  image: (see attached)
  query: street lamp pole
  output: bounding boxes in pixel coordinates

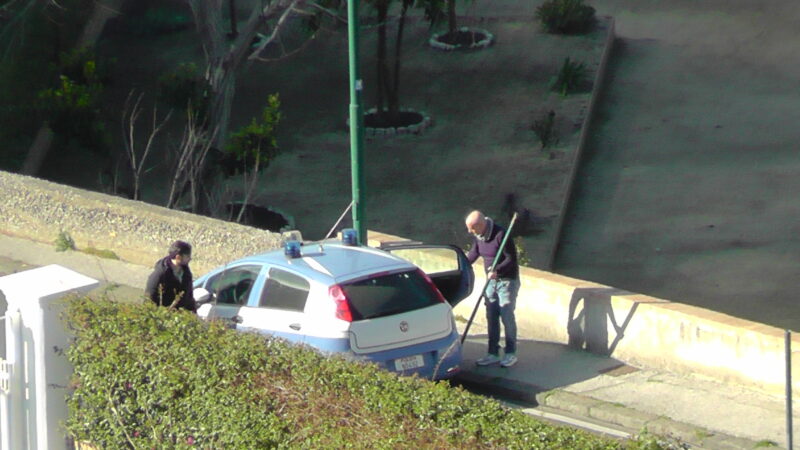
[347,0,366,244]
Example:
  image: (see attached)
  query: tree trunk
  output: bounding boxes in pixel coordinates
[388,2,410,119]
[207,69,236,151]
[375,1,389,119]
[236,151,260,223]
[228,0,238,38]
[447,0,457,35]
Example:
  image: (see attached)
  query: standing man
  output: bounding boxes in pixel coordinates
[465,210,520,367]
[145,240,197,313]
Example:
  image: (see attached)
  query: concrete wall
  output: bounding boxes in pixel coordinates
[0,171,290,275]
[369,230,800,396]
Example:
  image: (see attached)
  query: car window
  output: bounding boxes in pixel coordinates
[259,268,310,312]
[388,248,459,276]
[342,270,441,320]
[206,265,262,305]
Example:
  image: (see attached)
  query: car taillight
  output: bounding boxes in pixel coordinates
[329,284,354,322]
[417,269,446,303]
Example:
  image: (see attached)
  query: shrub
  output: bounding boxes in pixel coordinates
[551,57,587,96]
[532,109,558,149]
[514,236,532,266]
[157,63,209,114]
[55,47,112,86]
[225,94,282,173]
[37,52,110,152]
[64,298,665,448]
[54,231,76,252]
[125,4,192,36]
[535,0,596,35]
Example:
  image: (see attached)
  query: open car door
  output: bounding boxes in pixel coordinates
[381,243,474,307]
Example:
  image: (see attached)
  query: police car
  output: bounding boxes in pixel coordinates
[192,230,474,380]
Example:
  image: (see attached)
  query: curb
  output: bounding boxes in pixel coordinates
[428,27,495,51]
[455,371,763,449]
[543,16,617,271]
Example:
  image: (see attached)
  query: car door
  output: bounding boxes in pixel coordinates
[200,264,264,329]
[235,266,311,344]
[381,244,474,307]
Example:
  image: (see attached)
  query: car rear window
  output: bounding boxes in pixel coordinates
[341,270,441,320]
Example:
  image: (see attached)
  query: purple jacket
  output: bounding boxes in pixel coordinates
[466,220,519,280]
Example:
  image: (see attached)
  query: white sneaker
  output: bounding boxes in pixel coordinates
[476,354,501,366]
[500,353,518,368]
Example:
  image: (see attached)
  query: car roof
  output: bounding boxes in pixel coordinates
[233,240,414,283]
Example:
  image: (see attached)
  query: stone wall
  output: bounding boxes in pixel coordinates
[0,171,291,274]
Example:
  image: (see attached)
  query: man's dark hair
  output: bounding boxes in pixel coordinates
[168,240,192,258]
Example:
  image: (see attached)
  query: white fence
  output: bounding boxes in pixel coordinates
[0,265,98,450]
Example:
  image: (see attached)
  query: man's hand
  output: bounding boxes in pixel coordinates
[488,271,498,280]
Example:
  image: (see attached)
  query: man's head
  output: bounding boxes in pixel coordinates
[168,240,192,267]
[465,210,488,236]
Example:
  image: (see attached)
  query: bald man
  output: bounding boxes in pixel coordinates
[465,210,520,367]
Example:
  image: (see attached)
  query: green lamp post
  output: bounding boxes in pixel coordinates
[347,0,366,244]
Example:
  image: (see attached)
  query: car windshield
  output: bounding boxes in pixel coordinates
[341,270,441,320]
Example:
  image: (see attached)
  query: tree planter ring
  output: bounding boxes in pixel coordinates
[429,27,494,51]
[346,108,433,138]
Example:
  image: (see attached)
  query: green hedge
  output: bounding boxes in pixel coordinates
[65,298,666,448]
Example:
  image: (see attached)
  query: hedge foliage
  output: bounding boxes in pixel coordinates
[535,0,596,35]
[65,298,666,449]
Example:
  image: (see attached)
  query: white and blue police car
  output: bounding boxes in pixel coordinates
[192,230,474,380]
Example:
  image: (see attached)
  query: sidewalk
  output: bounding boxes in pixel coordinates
[457,327,795,449]
[0,233,794,449]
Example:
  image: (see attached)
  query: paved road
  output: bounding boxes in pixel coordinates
[554,0,800,330]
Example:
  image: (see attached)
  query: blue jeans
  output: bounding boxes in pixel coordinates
[484,278,519,355]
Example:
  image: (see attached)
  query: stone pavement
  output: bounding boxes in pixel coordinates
[0,233,795,449]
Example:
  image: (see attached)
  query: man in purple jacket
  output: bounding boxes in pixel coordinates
[465,210,520,367]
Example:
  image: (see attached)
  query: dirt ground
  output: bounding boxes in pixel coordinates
[90,1,607,269]
[554,0,800,330]
[244,16,606,265]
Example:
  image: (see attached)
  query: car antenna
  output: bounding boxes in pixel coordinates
[324,200,354,240]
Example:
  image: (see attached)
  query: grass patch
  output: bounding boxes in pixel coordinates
[694,429,714,440]
[81,247,120,260]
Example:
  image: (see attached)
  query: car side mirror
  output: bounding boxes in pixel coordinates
[194,287,212,305]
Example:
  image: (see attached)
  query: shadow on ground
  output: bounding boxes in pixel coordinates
[455,336,631,405]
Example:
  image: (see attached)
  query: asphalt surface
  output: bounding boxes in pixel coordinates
[0,233,795,448]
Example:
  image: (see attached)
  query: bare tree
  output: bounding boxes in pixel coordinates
[185,0,304,149]
[166,106,218,212]
[121,90,172,200]
[204,172,236,220]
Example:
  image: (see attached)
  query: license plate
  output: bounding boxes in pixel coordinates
[394,354,425,371]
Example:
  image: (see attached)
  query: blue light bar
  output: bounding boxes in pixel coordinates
[284,240,302,258]
[342,228,358,246]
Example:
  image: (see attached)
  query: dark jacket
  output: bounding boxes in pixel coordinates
[467,220,519,280]
[145,256,197,312]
